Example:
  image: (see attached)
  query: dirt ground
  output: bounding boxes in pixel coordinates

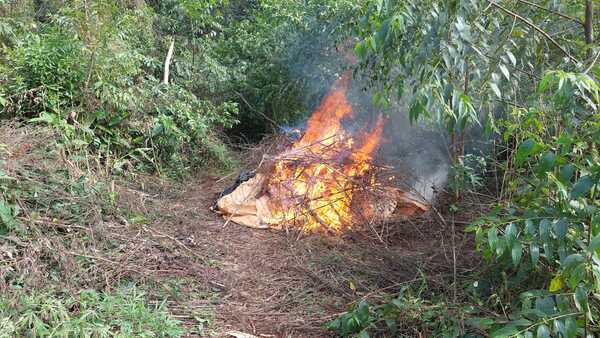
[1,124,483,337]
[121,172,482,338]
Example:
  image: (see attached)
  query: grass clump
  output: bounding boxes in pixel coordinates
[0,287,183,337]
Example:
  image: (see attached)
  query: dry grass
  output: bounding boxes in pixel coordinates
[0,123,484,337]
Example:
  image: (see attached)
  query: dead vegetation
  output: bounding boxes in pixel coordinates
[0,122,484,337]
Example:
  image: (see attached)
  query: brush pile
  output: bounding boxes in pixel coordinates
[215,71,429,232]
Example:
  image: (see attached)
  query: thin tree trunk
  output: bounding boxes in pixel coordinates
[585,0,593,46]
[163,38,175,85]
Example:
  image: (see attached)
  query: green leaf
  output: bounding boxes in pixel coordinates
[490,82,502,98]
[539,72,555,92]
[535,297,556,315]
[525,219,536,235]
[488,227,499,250]
[358,330,370,338]
[543,242,553,260]
[375,19,391,47]
[512,241,523,266]
[571,176,594,199]
[490,324,519,338]
[536,324,550,338]
[0,201,16,233]
[499,64,510,80]
[356,300,370,323]
[506,223,518,239]
[562,254,584,271]
[354,42,366,61]
[574,285,588,311]
[553,219,568,240]
[565,317,577,338]
[516,139,541,166]
[559,164,575,183]
[530,243,540,266]
[539,219,551,241]
[506,50,517,66]
[588,233,600,253]
[465,317,495,330]
[536,152,556,175]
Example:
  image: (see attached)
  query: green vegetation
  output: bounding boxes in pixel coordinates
[0,0,599,337]
[0,288,183,337]
[328,0,600,337]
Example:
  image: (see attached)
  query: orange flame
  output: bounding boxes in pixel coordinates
[265,70,385,232]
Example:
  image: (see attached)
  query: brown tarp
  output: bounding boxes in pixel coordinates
[217,173,429,229]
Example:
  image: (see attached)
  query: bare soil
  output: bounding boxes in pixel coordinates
[1,123,483,338]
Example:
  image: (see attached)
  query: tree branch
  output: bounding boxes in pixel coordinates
[489,1,581,64]
[162,38,175,85]
[515,0,583,25]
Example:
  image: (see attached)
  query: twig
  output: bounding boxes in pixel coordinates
[584,50,600,74]
[488,1,581,64]
[234,91,281,129]
[215,171,237,183]
[144,227,207,263]
[515,0,582,25]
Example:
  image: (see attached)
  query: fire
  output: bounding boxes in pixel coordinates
[265,70,385,232]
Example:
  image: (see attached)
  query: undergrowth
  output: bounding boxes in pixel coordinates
[0,124,198,336]
[0,287,183,337]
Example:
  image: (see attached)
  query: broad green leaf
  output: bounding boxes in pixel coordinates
[512,241,522,266]
[465,317,495,330]
[562,254,584,271]
[535,297,556,315]
[375,19,391,47]
[536,324,550,338]
[539,72,555,92]
[553,319,566,337]
[565,317,577,337]
[536,152,556,175]
[559,164,575,183]
[543,242,553,260]
[571,176,594,199]
[490,324,519,338]
[553,219,568,240]
[516,139,541,165]
[588,233,600,253]
[568,264,586,289]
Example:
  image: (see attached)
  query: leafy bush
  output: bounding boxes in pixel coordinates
[329,0,600,336]
[5,27,85,117]
[466,71,600,337]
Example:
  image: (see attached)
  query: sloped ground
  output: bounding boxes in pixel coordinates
[0,123,481,337]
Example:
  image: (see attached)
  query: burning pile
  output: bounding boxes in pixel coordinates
[216,70,429,232]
